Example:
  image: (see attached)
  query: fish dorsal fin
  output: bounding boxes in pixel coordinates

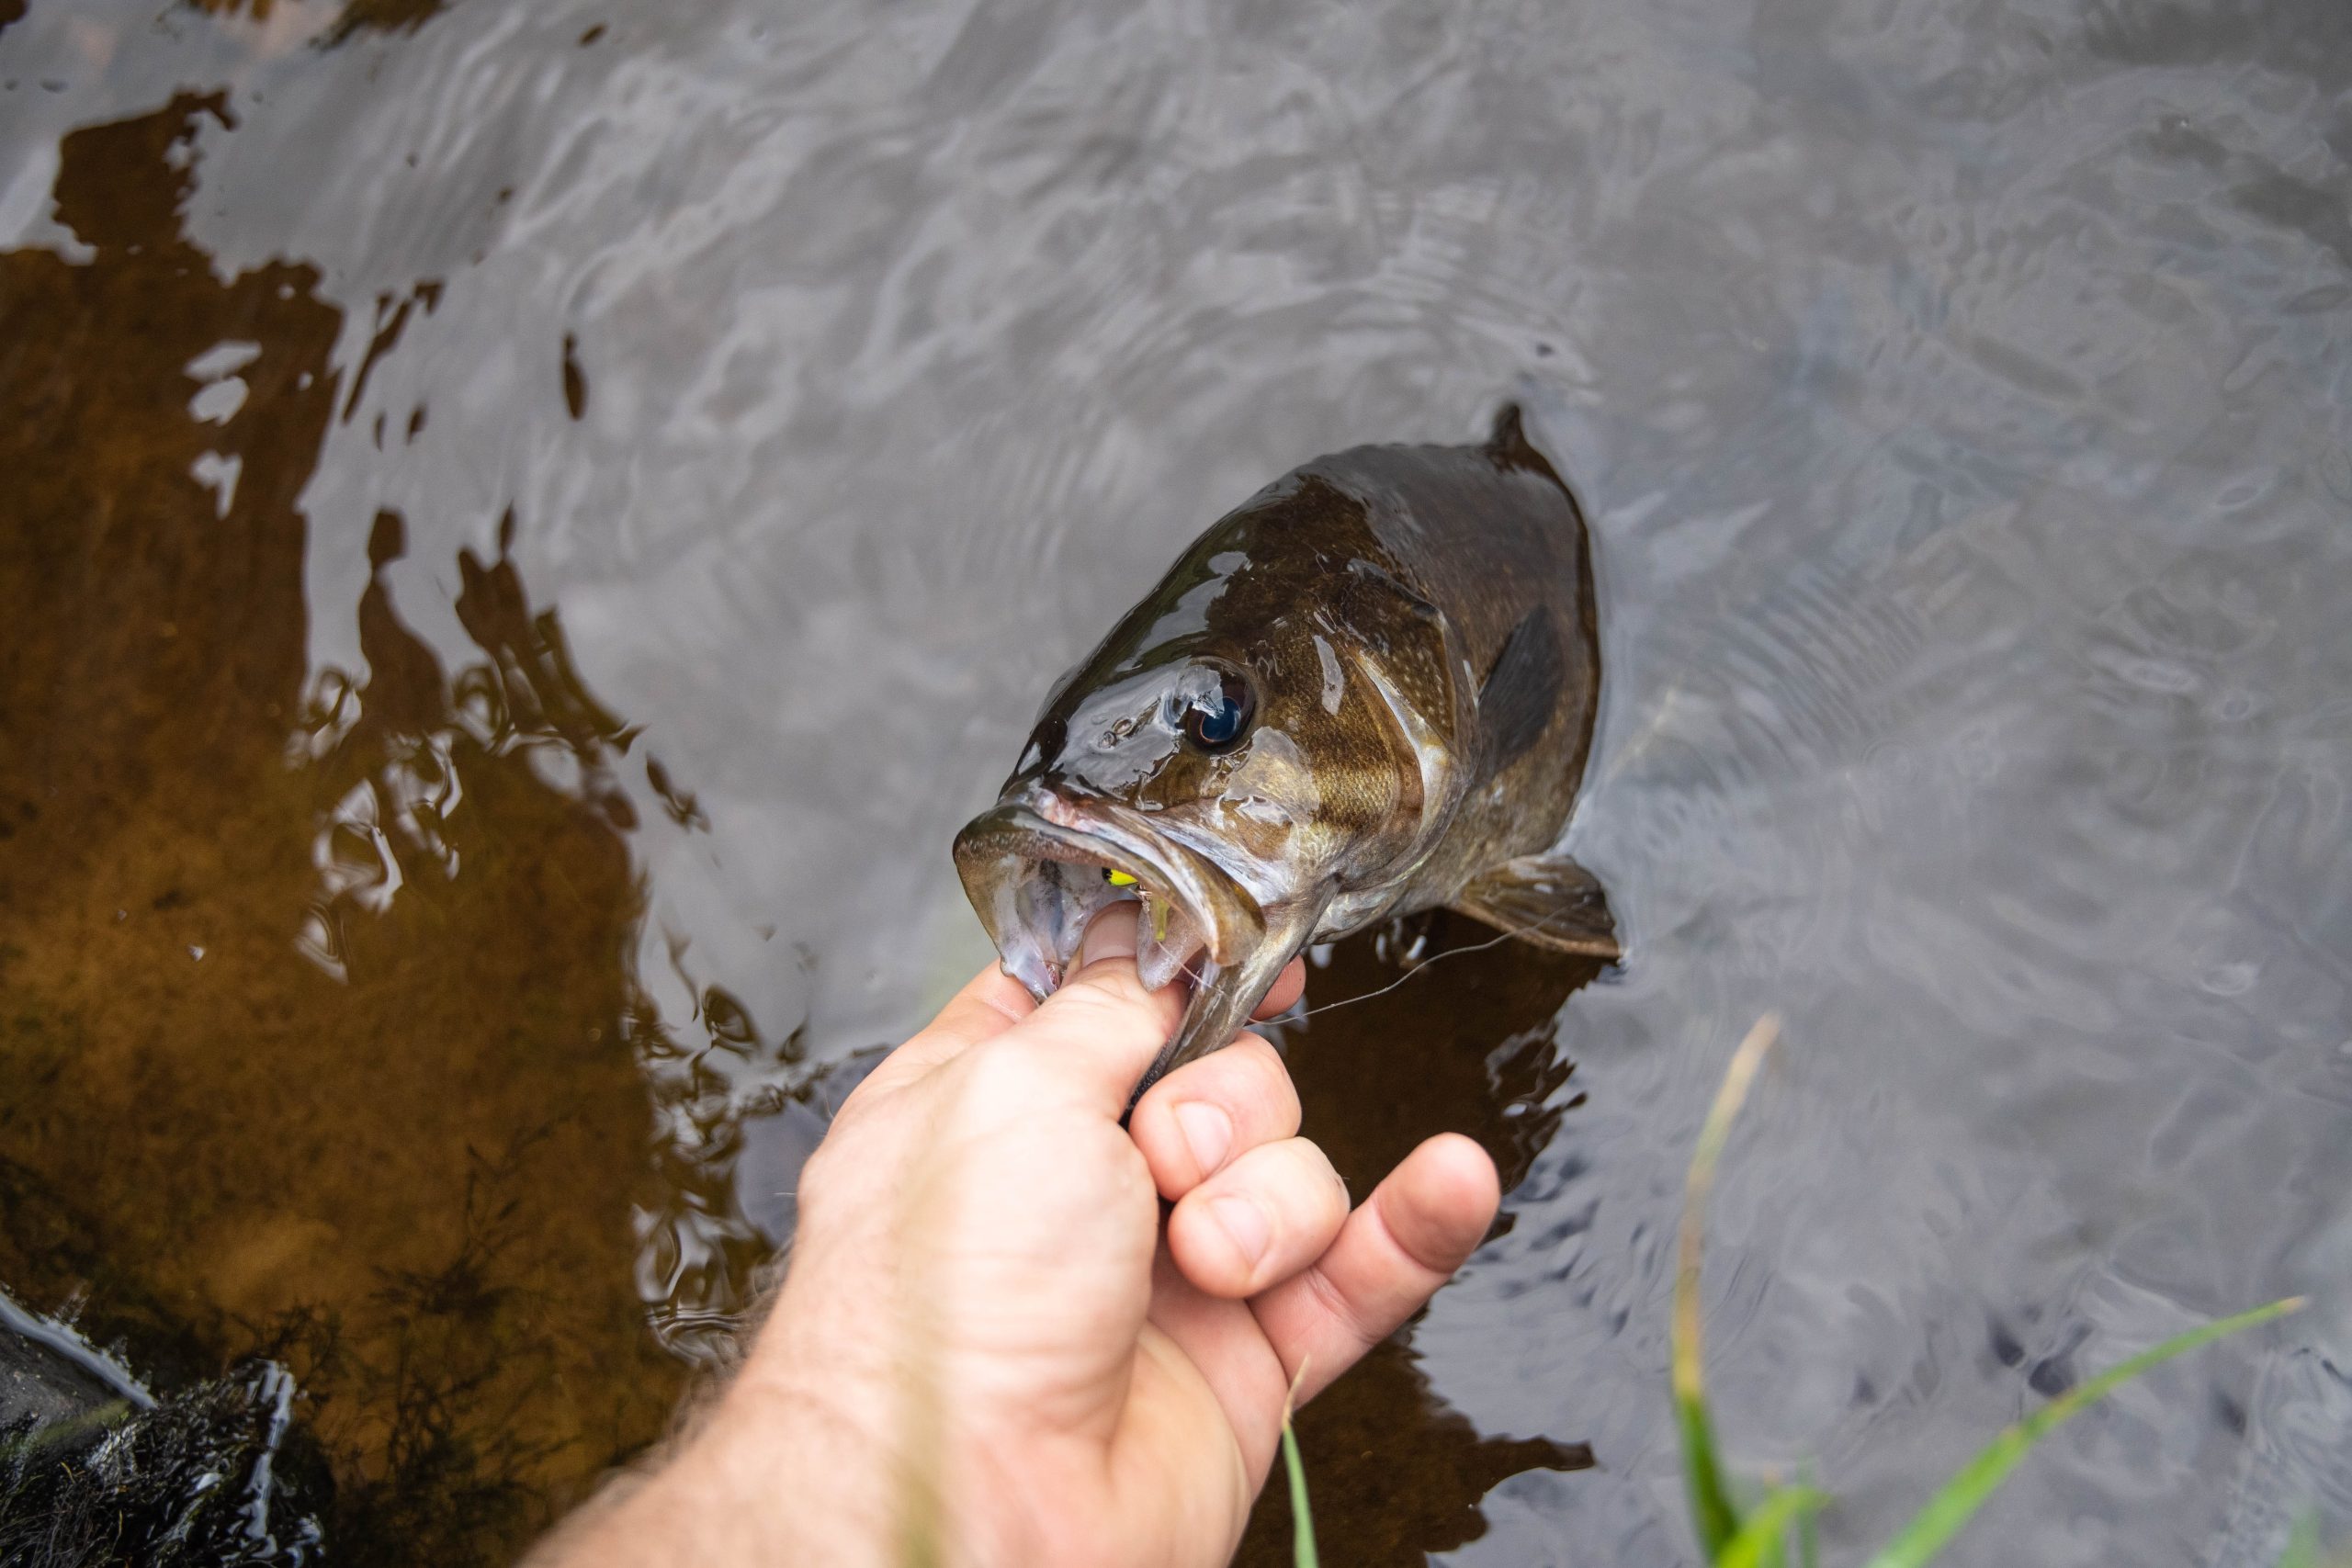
[1477,606,1563,777]
[1487,402,1570,491]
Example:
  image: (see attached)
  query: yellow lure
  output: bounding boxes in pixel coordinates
[1101,868,1164,939]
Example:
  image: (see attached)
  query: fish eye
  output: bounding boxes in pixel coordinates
[1175,664,1256,754]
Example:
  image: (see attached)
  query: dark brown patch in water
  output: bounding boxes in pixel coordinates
[560,333,589,421]
[0,94,680,1564]
[1235,912,1603,1567]
[187,0,454,45]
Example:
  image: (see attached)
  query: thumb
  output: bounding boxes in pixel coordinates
[1014,903,1188,1116]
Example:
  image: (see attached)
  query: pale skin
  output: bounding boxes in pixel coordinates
[532,903,1502,1567]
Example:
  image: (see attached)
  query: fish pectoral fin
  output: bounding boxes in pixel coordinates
[1476,606,1566,778]
[1448,854,1621,959]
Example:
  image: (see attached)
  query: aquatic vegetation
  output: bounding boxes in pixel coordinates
[1272,1015,2312,1568]
[2277,1516,2352,1568]
[0,1358,330,1568]
[1670,1020,2307,1568]
[1279,1398,1317,1568]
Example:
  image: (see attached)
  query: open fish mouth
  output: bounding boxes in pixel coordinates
[952,793,1267,999]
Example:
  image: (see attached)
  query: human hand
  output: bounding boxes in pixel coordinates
[537,903,1501,1567]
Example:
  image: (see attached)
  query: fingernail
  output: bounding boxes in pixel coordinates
[1209,1194,1270,1269]
[1079,903,1137,970]
[1173,1100,1232,1177]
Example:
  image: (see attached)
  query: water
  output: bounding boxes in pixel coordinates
[1,0,2346,1562]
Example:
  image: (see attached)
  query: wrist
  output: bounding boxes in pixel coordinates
[697,1354,900,1561]
[716,1264,1051,1568]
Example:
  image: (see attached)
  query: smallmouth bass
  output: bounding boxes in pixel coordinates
[954,406,1617,1094]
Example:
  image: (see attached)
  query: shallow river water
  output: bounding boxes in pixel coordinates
[2,0,2348,1562]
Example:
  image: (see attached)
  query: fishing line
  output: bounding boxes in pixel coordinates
[1163,908,1599,1023]
[1159,893,1606,1031]
[1291,912,1580,1021]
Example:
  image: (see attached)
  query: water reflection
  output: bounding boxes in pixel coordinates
[0,93,677,1563]
[187,0,451,50]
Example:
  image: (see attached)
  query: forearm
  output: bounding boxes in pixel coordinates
[527,1241,912,1566]
[532,1217,1036,1568]
[524,1366,887,1565]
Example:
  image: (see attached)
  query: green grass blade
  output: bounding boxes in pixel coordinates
[1674,1016,1780,1559]
[1281,1414,1317,1568]
[1719,1486,1829,1568]
[1864,1295,2306,1568]
[1675,1395,1740,1560]
[1281,1363,1318,1568]
[2271,1513,2352,1568]
[1799,1467,1820,1568]
[2277,1514,2321,1568]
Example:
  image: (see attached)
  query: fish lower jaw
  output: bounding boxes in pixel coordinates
[984,852,1212,999]
[954,795,1273,1004]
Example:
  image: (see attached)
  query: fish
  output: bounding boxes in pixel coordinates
[953,405,1618,1096]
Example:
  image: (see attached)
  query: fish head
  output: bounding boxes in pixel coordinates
[954,485,1469,1080]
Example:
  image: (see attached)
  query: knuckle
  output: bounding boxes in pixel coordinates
[1187,1036,1298,1131]
[1238,1141,1341,1246]
[1285,1139,1344,1204]
[1245,1044,1304,1126]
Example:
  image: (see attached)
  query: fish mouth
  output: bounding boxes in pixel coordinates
[952,792,1267,999]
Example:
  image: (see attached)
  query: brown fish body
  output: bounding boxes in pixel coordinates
[956,406,1615,1092]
